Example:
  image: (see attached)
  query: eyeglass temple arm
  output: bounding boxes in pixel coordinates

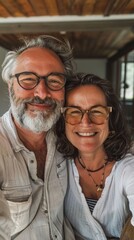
[109,106,112,112]
[60,107,64,113]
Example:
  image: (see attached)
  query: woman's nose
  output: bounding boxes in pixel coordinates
[81,112,92,124]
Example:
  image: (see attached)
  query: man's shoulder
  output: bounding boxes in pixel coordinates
[0,109,15,140]
[0,133,12,152]
[0,109,11,129]
[0,133,7,142]
[0,110,15,153]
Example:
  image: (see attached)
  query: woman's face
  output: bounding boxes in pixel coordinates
[65,84,110,155]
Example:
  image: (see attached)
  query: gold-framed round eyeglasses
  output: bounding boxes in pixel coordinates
[61,105,112,125]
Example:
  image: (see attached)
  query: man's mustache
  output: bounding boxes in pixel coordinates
[24,96,56,107]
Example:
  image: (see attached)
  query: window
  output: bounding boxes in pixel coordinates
[120,52,134,100]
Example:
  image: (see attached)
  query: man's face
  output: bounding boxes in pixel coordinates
[9,47,65,133]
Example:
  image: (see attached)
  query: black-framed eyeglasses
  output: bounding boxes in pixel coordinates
[61,105,112,125]
[10,71,67,91]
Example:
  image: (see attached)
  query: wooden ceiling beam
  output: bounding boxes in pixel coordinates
[44,0,59,15]
[108,40,134,61]
[0,15,133,33]
[28,0,48,15]
[104,0,117,16]
[114,0,131,14]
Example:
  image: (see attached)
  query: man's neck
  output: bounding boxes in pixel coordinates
[14,119,47,151]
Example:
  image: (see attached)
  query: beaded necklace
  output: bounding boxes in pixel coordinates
[78,156,108,192]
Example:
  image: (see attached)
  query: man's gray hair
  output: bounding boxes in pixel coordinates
[2,35,75,83]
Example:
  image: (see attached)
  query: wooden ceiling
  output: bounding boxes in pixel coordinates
[0,0,134,59]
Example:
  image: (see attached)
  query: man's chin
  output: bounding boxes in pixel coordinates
[27,109,51,118]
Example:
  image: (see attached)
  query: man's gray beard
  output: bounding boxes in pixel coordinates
[9,86,63,133]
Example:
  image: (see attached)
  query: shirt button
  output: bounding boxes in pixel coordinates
[57,164,61,168]
[54,235,57,238]
[44,209,48,214]
[30,160,34,163]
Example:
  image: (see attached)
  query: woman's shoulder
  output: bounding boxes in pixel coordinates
[130,142,134,155]
[115,153,134,173]
[118,153,134,164]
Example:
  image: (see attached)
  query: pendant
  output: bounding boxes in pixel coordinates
[97,185,103,192]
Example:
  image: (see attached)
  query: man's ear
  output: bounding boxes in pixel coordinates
[8,81,11,93]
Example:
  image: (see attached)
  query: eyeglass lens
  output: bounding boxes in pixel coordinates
[17,72,66,91]
[64,106,110,125]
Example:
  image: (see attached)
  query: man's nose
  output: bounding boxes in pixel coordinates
[34,79,51,99]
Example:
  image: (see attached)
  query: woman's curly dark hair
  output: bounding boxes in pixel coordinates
[55,73,132,161]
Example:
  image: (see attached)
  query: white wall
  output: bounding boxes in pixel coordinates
[75,59,106,79]
[0,47,9,116]
[0,47,107,116]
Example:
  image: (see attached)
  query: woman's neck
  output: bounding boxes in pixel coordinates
[78,150,107,170]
